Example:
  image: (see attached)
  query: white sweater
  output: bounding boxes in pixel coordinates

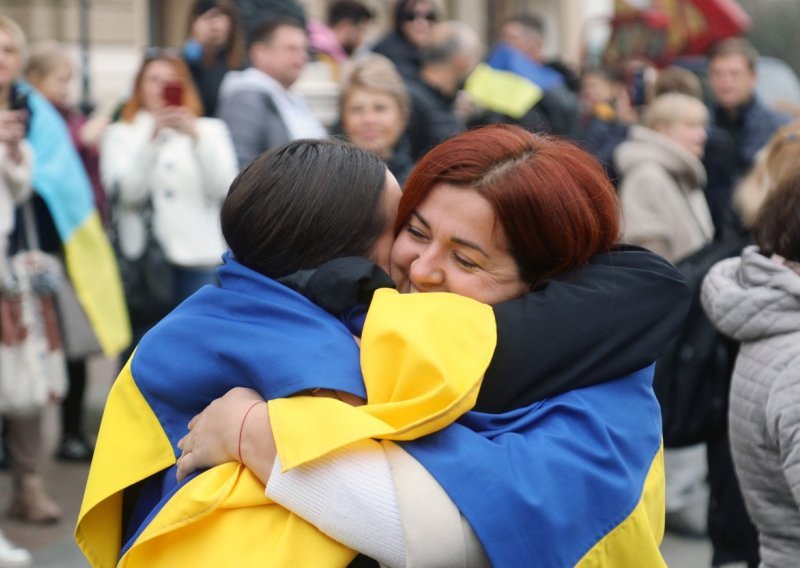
[100,112,238,268]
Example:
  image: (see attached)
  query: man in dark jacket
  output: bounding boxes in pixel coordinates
[405,21,480,160]
[705,38,790,230]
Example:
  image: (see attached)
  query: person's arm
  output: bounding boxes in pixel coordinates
[192,118,239,199]
[475,245,690,413]
[217,89,286,168]
[100,120,158,206]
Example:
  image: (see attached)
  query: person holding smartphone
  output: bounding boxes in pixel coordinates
[100,48,238,345]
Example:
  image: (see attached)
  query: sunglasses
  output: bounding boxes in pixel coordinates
[402,11,436,23]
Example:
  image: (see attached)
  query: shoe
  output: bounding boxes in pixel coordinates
[0,530,31,567]
[7,475,62,524]
[56,435,93,462]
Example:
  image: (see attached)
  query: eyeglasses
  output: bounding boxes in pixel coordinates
[402,11,436,23]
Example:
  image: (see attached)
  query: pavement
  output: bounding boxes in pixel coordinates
[0,356,741,568]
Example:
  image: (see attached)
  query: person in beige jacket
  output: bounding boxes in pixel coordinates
[615,92,714,262]
[615,92,715,538]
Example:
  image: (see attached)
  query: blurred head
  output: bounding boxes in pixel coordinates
[328,0,374,56]
[500,13,544,63]
[734,121,800,227]
[120,50,203,120]
[394,0,438,49]
[391,124,620,302]
[340,55,409,159]
[420,21,482,85]
[752,170,800,263]
[249,18,308,89]
[580,67,620,107]
[653,66,703,99]
[221,138,401,278]
[708,38,758,110]
[0,16,26,93]
[187,0,245,68]
[643,93,709,158]
[25,42,73,108]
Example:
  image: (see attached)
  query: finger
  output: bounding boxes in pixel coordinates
[176,452,193,482]
[188,414,200,430]
[177,435,185,451]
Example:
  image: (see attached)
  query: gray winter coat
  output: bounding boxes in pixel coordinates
[702,246,800,568]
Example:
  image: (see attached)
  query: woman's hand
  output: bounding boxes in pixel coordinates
[153,106,198,140]
[176,387,266,482]
[0,110,27,163]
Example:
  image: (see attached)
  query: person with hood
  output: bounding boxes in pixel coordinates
[217,17,326,168]
[701,171,800,568]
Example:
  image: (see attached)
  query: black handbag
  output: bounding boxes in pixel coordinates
[111,198,175,326]
[654,229,750,447]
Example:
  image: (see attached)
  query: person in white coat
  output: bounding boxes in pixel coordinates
[101,49,238,339]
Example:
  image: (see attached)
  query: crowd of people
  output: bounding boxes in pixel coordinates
[1,0,799,566]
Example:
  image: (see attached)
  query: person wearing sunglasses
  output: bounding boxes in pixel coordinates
[372,0,438,82]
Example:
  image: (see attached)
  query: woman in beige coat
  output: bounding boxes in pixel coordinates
[615,92,714,262]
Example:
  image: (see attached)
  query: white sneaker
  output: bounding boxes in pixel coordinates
[0,530,31,568]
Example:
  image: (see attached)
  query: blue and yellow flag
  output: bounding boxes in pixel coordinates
[76,255,496,567]
[24,86,130,356]
[465,44,565,119]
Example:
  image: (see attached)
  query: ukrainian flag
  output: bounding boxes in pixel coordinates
[25,86,131,356]
[465,44,564,120]
[76,255,496,567]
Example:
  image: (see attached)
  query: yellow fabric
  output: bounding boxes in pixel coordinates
[75,289,496,567]
[119,464,355,568]
[465,63,544,120]
[65,212,131,356]
[576,446,666,567]
[270,289,497,470]
[75,356,175,568]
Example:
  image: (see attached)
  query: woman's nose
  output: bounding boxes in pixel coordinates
[408,249,444,290]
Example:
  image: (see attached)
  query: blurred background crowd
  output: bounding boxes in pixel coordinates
[2,0,800,566]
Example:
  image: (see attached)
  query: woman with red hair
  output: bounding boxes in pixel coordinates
[163,125,681,566]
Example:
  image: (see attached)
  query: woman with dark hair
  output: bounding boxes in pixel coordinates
[371,0,438,82]
[101,50,238,340]
[160,125,688,566]
[182,0,246,117]
[702,172,800,568]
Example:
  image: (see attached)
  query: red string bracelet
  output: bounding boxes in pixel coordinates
[237,401,263,466]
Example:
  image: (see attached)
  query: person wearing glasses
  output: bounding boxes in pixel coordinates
[372,0,438,82]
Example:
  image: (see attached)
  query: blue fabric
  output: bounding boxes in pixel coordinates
[487,44,565,92]
[22,84,96,239]
[403,365,661,567]
[131,252,367,452]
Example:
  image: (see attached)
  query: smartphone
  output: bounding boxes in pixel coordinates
[9,88,30,133]
[162,80,184,107]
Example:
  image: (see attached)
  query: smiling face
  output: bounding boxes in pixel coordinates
[390,183,528,304]
[342,88,406,159]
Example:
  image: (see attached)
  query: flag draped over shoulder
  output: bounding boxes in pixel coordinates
[402,365,666,567]
[24,86,130,356]
[76,255,497,568]
[464,44,565,120]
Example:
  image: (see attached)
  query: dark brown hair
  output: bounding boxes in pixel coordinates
[753,170,800,262]
[221,139,389,278]
[186,0,245,70]
[708,38,758,71]
[397,124,620,286]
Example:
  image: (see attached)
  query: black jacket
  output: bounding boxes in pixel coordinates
[405,78,464,161]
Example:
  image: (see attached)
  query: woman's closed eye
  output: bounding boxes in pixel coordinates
[453,252,480,270]
[405,224,428,240]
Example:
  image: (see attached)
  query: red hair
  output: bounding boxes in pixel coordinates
[397,124,620,286]
[120,51,204,122]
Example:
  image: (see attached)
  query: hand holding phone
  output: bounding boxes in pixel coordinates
[162,80,184,107]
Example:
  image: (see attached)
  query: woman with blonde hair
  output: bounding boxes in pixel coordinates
[339,54,413,185]
[101,49,238,342]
